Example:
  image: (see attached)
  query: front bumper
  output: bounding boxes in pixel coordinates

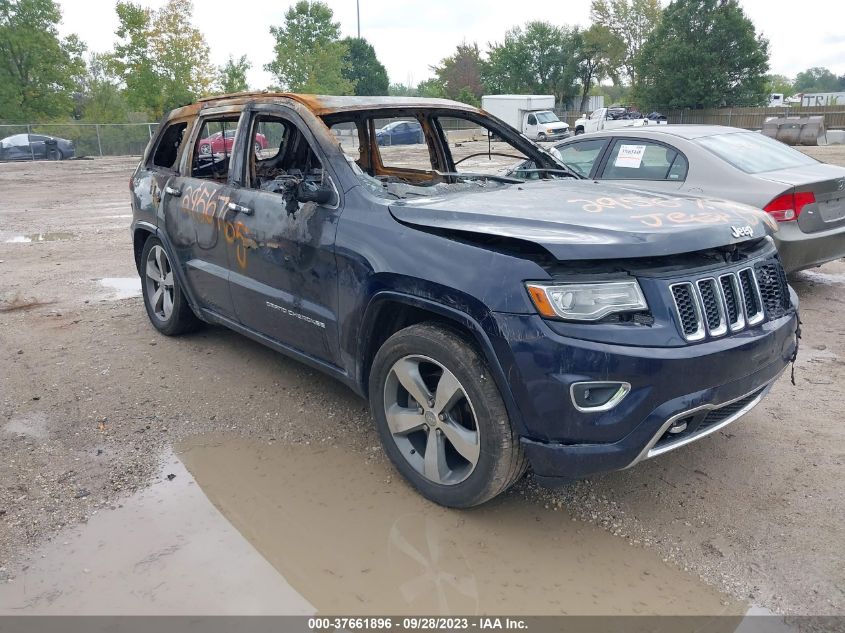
[538,130,570,141]
[490,307,799,482]
[774,220,845,273]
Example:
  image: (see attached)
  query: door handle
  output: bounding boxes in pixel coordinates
[227,201,253,215]
[164,185,181,197]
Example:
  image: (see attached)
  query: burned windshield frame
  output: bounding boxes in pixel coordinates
[321,107,576,197]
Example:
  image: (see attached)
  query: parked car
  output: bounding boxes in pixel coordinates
[518,126,845,272]
[131,94,798,507]
[197,128,267,155]
[0,133,75,161]
[375,119,424,145]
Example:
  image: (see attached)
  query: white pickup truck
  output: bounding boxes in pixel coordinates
[573,107,666,135]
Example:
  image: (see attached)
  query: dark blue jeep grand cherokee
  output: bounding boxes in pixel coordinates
[130,94,799,507]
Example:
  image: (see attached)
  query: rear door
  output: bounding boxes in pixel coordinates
[29,135,48,158]
[594,138,688,192]
[224,104,343,366]
[161,112,245,320]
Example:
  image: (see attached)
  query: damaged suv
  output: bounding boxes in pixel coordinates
[130,93,799,507]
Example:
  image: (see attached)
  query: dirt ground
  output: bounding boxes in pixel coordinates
[0,150,843,617]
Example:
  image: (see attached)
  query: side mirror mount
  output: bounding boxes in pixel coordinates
[296,181,334,206]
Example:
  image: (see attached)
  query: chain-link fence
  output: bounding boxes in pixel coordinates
[0,123,158,160]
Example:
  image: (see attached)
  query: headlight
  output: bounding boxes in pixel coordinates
[526,281,647,321]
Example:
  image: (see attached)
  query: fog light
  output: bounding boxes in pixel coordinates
[668,420,688,434]
[570,381,631,412]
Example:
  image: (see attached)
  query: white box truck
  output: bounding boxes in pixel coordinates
[481,95,570,141]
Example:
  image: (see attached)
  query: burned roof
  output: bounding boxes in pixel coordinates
[177,92,476,117]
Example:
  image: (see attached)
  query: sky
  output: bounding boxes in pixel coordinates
[55,0,845,91]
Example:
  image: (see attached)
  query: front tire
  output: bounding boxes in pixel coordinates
[369,324,527,507]
[141,237,200,336]
[47,149,62,160]
[574,127,584,136]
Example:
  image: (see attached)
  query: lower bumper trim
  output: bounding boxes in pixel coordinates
[625,378,777,469]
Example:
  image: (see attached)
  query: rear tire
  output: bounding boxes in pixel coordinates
[369,323,527,507]
[140,237,200,336]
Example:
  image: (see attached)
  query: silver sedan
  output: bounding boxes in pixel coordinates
[525,126,845,273]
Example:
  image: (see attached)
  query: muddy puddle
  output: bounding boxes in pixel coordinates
[0,450,311,615]
[97,276,141,300]
[4,232,74,243]
[1,437,777,620]
[796,269,845,285]
[177,437,747,617]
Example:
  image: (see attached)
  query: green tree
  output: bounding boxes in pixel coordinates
[217,55,251,93]
[388,82,417,97]
[77,53,129,122]
[589,82,631,107]
[483,22,581,105]
[765,74,794,97]
[107,0,215,118]
[0,0,86,122]
[265,1,353,94]
[793,67,842,93]
[590,0,661,84]
[454,86,478,107]
[576,25,624,111]
[635,0,770,109]
[416,77,446,98]
[432,42,484,102]
[341,37,388,95]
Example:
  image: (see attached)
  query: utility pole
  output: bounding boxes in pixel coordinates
[356,0,360,38]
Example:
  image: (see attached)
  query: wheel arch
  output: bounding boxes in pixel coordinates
[132,222,157,275]
[132,222,205,321]
[357,292,526,434]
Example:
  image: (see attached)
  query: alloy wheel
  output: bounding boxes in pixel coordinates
[145,245,175,321]
[383,355,481,485]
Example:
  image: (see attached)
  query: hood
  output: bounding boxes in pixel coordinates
[389,180,776,261]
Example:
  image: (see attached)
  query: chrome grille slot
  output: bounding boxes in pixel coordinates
[738,267,765,326]
[719,273,746,332]
[668,257,789,341]
[696,278,727,337]
[670,283,705,341]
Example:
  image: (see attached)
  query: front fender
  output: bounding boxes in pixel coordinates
[356,290,527,436]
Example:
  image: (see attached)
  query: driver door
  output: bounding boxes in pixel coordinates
[225,105,343,367]
[524,113,538,137]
